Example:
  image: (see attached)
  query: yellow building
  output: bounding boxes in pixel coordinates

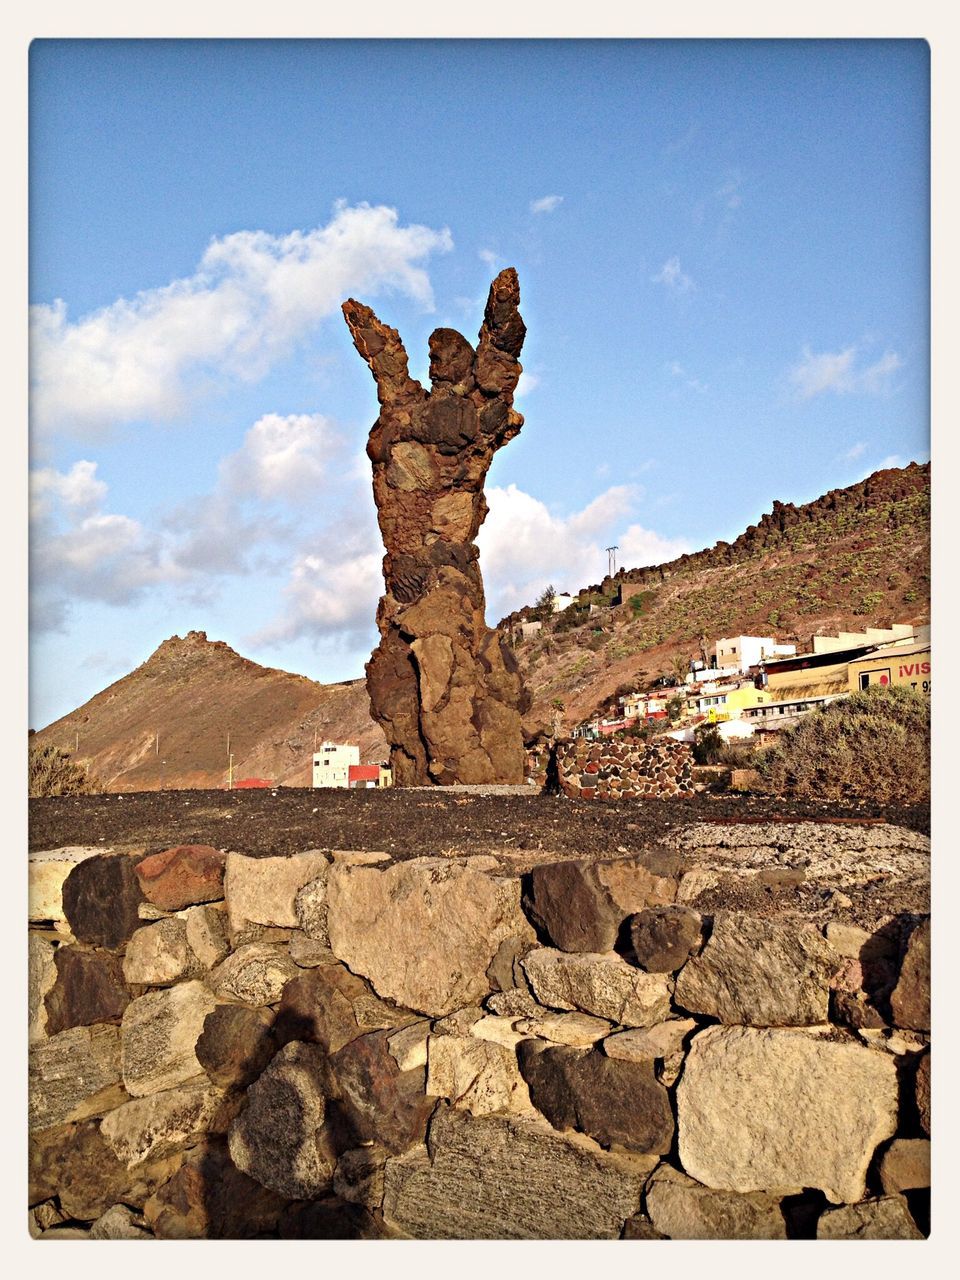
[847,642,931,696]
[687,684,771,722]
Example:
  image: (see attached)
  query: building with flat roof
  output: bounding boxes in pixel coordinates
[312,741,360,788]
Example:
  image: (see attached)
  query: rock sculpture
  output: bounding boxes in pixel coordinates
[342,269,530,784]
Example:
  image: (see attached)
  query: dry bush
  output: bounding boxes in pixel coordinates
[755,685,929,805]
[29,743,102,798]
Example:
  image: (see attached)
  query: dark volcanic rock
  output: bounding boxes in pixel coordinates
[630,905,703,973]
[62,853,144,949]
[195,1004,277,1090]
[915,1052,930,1136]
[143,1140,289,1238]
[890,916,930,1031]
[273,963,413,1054]
[327,1029,437,1155]
[517,1041,674,1155]
[279,1198,388,1239]
[44,944,130,1033]
[526,856,677,953]
[135,844,226,910]
[342,269,530,784]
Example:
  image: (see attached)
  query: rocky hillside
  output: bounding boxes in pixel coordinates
[509,462,930,734]
[33,632,387,792]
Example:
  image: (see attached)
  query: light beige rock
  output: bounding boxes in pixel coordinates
[227,1041,335,1199]
[673,912,835,1026]
[121,980,218,1096]
[880,1138,930,1193]
[603,1019,697,1061]
[123,919,201,986]
[470,1015,527,1049]
[183,904,230,968]
[382,1108,649,1239]
[675,869,719,905]
[645,1164,787,1239]
[817,1195,923,1239]
[513,1010,613,1047]
[29,847,103,922]
[387,1020,432,1072]
[824,921,872,958]
[208,943,299,1006]
[294,868,331,944]
[326,856,536,1016]
[89,1204,153,1239]
[29,1023,125,1128]
[427,1034,536,1117]
[28,934,58,1041]
[288,931,337,968]
[677,1026,898,1203]
[521,949,673,1027]
[486,988,544,1018]
[329,849,390,865]
[100,1083,228,1168]
[433,1006,485,1036]
[225,850,330,933]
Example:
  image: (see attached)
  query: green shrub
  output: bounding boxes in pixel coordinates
[29,743,102,798]
[755,685,929,805]
[692,723,724,765]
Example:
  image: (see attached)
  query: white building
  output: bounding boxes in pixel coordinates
[710,635,796,674]
[312,741,360,788]
[551,593,575,613]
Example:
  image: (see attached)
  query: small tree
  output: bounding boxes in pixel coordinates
[670,654,690,685]
[666,694,685,724]
[534,584,557,621]
[29,743,102,798]
[693,723,724,765]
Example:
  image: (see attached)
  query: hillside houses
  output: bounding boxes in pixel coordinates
[572,623,930,744]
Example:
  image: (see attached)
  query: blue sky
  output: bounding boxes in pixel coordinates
[28,38,930,729]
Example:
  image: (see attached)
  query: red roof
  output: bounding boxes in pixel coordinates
[233,778,272,788]
[348,764,380,783]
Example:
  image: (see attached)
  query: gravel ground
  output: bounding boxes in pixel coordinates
[30,786,929,861]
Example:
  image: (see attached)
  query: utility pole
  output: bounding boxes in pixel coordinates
[75,730,79,752]
[155,731,159,757]
[606,545,619,577]
[228,753,234,790]
[226,731,230,759]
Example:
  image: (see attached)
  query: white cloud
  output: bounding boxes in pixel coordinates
[790,344,903,400]
[477,483,690,618]
[478,248,499,266]
[842,441,868,461]
[652,256,695,294]
[515,370,540,399]
[530,195,563,215]
[878,454,907,470]
[31,203,453,438]
[30,460,107,520]
[254,538,383,647]
[716,171,743,210]
[220,413,338,504]
[665,360,707,393]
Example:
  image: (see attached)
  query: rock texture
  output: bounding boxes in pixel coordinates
[342,269,530,785]
[29,1024,125,1128]
[526,856,678,953]
[143,1142,289,1238]
[225,850,330,934]
[630,906,702,973]
[521,948,673,1026]
[890,916,930,1031]
[61,852,144,949]
[120,981,219,1096]
[195,1004,277,1090]
[326,1030,437,1155]
[555,738,695,800]
[381,1107,649,1239]
[273,963,414,1054]
[29,847,102,922]
[101,1083,231,1168]
[816,1195,924,1240]
[326,856,534,1016]
[677,1026,898,1204]
[645,1165,788,1239]
[427,1034,535,1118]
[673,912,835,1025]
[43,944,130,1033]
[135,844,226,911]
[123,919,201,986]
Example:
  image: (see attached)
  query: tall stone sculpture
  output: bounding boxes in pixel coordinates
[342,268,531,785]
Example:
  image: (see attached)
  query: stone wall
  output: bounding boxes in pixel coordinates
[28,829,930,1240]
[556,738,695,800]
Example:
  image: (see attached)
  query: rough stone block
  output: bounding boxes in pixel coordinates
[44,944,130,1034]
[381,1107,650,1239]
[295,867,331,944]
[817,1195,923,1239]
[915,1051,930,1136]
[123,918,202,986]
[121,980,219,1096]
[645,1164,787,1239]
[890,916,930,1031]
[273,962,414,1055]
[673,912,835,1025]
[195,1003,276,1090]
[511,1010,613,1047]
[89,1204,153,1239]
[602,1019,697,1062]
[62,852,145,950]
[225,850,330,934]
[326,856,536,1016]
[677,1026,898,1204]
[28,934,58,1040]
[526,855,677,953]
[29,847,102,923]
[208,943,300,1006]
[135,844,226,911]
[517,1042,673,1155]
[29,1023,125,1128]
[427,1034,536,1117]
[880,1138,930,1194]
[101,1083,232,1168]
[227,1041,335,1199]
[183,903,230,969]
[327,1029,437,1155]
[143,1141,289,1238]
[521,948,673,1026]
[630,905,702,973]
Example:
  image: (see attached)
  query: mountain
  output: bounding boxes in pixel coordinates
[33,631,387,791]
[34,463,930,789]
[507,462,930,734]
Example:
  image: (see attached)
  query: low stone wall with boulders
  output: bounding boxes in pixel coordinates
[556,738,694,800]
[28,824,930,1240]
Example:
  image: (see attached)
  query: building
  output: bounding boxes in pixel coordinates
[710,636,797,674]
[551,593,575,613]
[761,625,929,701]
[846,641,931,695]
[519,619,543,640]
[685,683,771,722]
[743,694,842,734]
[348,763,394,789]
[312,741,360,788]
[811,624,919,655]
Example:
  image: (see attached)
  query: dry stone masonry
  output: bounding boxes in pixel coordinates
[343,269,530,786]
[28,822,930,1239]
[556,738,695,800]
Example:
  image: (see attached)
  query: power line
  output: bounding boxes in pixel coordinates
[605,545,619,577]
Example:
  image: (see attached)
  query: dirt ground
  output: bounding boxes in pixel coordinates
[29,786,929,860]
